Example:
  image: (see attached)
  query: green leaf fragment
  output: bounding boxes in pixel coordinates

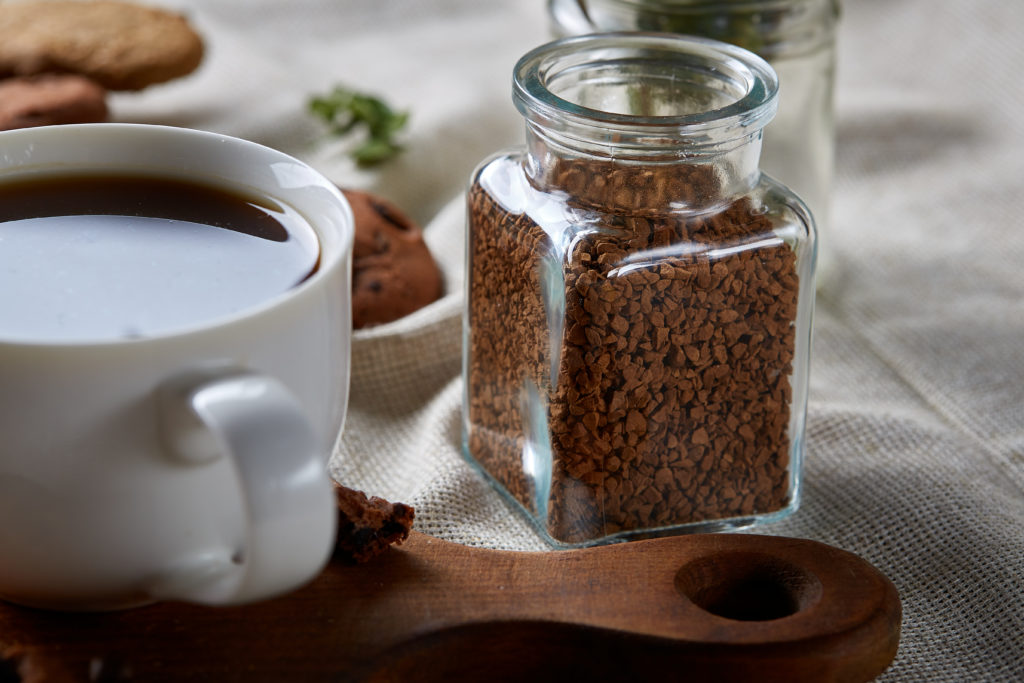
[308,85,410,166]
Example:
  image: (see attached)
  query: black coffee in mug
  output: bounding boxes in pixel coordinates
[0,174,320,342]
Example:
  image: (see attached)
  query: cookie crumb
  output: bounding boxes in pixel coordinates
[332,482,414,564]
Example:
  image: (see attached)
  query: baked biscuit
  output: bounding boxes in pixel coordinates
[0,74,108,130]
[0,1,204,91]
[344,189,444,329]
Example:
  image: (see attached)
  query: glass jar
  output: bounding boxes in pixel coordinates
[549,0,839,283]
[463,33,815,546]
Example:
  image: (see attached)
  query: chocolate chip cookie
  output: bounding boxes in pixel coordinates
[343,189,443,329]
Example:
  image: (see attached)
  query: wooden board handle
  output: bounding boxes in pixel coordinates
[0,531,900,682]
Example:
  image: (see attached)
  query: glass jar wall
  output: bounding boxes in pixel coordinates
[463,33,816,546]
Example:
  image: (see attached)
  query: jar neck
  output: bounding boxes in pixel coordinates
[550,0,841,59]
[523,121,766,213]
[514,33,778,213]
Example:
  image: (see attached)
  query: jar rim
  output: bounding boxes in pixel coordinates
[513,32,778,147]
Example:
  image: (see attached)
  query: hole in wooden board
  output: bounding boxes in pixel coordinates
[675,551,823,621]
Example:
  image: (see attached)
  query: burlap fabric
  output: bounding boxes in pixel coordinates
[120,1,1022,679]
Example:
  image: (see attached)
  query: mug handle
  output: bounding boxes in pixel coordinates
[152,368,336,605]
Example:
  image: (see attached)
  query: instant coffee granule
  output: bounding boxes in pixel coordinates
[466,158,799,544]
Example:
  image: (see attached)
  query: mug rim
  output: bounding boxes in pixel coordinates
[0,123,354,348]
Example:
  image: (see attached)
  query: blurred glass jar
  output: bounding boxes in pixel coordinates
[549,0,839,281]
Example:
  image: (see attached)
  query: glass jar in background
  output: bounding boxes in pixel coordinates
[463,33,815,546]
[549,0,839,284]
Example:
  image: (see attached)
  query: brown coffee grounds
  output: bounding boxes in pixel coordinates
[466,158,799,544]
[0,643,72,683]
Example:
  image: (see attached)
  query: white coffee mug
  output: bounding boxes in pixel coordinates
[0,124,353,610]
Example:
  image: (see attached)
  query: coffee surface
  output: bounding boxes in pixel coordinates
[0,174,320,342]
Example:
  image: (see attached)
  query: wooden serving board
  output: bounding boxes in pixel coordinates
[0,531,900,682]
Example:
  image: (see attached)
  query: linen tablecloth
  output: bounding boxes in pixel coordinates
[114,1,1023,679]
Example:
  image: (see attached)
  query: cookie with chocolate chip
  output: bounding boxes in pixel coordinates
[0,74,108,131]
[0,0,204,91]
[343,189,443,329]
[332,482,414,564]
